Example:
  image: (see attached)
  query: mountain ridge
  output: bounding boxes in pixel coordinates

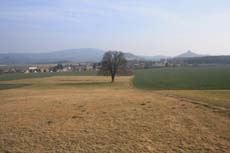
[0,49,225,64]
[0,48,105,64]
[0,48,168,64]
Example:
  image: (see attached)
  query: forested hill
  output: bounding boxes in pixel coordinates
[170,56,230,65]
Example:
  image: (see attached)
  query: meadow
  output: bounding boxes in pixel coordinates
[0,71,96,82]
[133,67,230,109]
[0,68,229,152]
[0,71,97,90]
[133,66,230,90]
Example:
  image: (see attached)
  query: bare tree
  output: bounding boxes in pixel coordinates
[101,51,127,82]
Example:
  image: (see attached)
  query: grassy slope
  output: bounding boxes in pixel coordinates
[0,71,97,82]
[133,67,230,109]
[0,76,229,152]
[0,72,97,90]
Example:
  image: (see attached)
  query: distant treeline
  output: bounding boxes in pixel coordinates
[169,56,230,65]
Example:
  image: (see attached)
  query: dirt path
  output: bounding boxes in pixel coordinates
[0,76,229,152]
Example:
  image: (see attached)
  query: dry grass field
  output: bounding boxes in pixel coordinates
[0,76,230,152]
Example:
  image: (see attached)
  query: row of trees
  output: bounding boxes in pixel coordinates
[169,56,230,65]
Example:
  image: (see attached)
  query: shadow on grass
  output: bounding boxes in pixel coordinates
[0,84,31,90]
[59,82,111,87]
[0,71,98,81]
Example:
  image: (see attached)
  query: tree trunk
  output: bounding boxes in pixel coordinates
[111,74,115,83]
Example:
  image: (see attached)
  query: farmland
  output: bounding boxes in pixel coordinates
[0,68,230,152]
[133,66,230,90]
[0,71,96,82]
[133,67,230,109]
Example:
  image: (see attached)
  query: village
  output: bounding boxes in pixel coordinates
[0,60,169,74]
[0,63,99,74]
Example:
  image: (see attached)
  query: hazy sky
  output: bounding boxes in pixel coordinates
[0,0,230,56]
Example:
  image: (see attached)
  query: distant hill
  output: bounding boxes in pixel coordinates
[124,53,169,61]
[1,49,224,64]
[0,48,151,64]
[123,52,144,61]
[0,48,105,64]
[141,55,170,61]
[176,50,205,58]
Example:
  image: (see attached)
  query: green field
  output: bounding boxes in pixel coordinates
[1,67,230,109]
[133,67,230,90]
[157,90,230,109]
[0,71,97,82]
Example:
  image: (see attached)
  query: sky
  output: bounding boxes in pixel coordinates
[0,0,230,56]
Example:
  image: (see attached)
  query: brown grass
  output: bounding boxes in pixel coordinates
[0,76,229,152]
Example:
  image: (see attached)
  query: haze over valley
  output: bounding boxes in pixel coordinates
[0,48,227,64]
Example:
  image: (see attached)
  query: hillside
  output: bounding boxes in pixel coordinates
[0,49,149,64]
[0,48,105,64]
[176,50,205,58]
